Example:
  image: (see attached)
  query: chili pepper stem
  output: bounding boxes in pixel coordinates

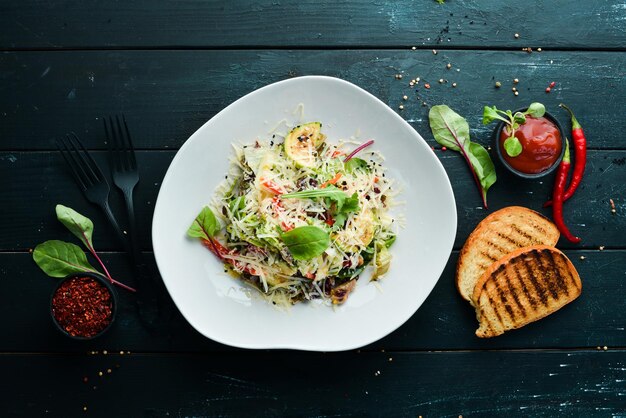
[559,103,581,129]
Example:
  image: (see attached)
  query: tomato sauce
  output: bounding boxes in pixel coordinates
[500,116,562,174]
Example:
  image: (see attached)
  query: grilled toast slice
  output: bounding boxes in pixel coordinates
[457,206,560,304]
[472,245,582,338]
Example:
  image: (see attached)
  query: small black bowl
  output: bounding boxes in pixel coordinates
[493,108,566,179]
[50,272,117,340]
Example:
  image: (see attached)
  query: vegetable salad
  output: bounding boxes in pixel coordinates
[187,122,397,306]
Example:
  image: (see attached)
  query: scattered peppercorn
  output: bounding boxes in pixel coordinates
[495,81,502,88]
[442,146,447,151]
[424,83,431,89]
[446,63,452,69]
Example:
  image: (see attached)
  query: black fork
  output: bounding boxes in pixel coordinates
[56,133,129,250]
[104,115,139,260]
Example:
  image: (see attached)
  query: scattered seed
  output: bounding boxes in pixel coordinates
[452,82,457,87]
[495,81,502,88]
[432,49,438,55]
[546,87,551,93]
[603,346,608,351]
[537,47,543,52]
[411,46,416,50]
[83,406,87,412]
[424,83,431,89]
[442,146,447,151]
[398,104,404,110]
[446,63,452,69]
[439,78,444,84]
[409,81,415,86]
[580,255,586,260]
[98,371,103,377]
[107,368,112,374]
[599,246,605,251]
[514,33,520,38]
[388,357,393,362]
[514,78,519,84]
[416,77,420,82]
[103,350,108,355]
[402,95,408,100]
[514,91,519,96]
[512,87,517,92]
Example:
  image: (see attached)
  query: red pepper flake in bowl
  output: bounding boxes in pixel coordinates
[52,276,114,338]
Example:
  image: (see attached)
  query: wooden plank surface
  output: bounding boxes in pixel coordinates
[2,50,625,151]
[2,150,623,252]
[3,249,624,352]
[1,351,624,417]
[2,1,626,50]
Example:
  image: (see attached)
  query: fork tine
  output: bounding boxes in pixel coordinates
[62,135,96,187]
[56,137,88,191]
[69,132,105,183]
[114,115,130,171]
[122,115,137,169]
[104,116,121,171]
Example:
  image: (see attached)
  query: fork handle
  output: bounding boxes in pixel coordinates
[100,200,131,253]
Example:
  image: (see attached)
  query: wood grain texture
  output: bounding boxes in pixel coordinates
[0,351,624,417]
[4,250,624,352]
[2,150,623,252]
[2,0,626,49]
[1,50,625,151]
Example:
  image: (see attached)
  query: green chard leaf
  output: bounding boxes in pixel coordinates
[429,105,497,208]
[187,206,221,241]
[33,240,99,278]
[55,204,94,249]
[283,185,348,210]
[525,102,546,118]
[428,105,468,151]
[281,226,330,261]
[503,136,523,157]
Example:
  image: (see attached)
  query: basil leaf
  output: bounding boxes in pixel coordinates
[525,102,545,118]
[33,240,98,278]
[429,105,468,151]
[429,105,497,208]
[187,206,220,241]
[482,106,508,125]
[281,226,330,261]
[55,204,94,249]
[503,136,523,157]
[345,157,369,173]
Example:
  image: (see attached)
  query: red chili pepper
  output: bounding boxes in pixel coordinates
[551,140,581,243]
[544,104,587,207]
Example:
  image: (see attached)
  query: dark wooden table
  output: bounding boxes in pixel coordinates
[2,1,625,416]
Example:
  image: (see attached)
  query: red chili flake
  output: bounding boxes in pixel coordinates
[545,87,551,93]
[52,277,113,338]
[424,83,431,89]
[442,146,447,151]
[549,81,556,88]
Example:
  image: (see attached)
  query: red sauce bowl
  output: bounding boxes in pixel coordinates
[50,273,118,340]
[493,108,566,179]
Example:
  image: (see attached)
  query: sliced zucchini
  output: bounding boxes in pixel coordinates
[284,122,326,168]
[332,209,376,253]
[372,243,392,280]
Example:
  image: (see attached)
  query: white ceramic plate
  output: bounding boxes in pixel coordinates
[152,76,456,351]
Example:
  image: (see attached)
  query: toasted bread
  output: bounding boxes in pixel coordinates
[456,206,560,304]
[472,245,581,338]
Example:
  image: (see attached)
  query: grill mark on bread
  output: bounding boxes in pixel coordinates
[546,250,570,297]
[504,265,527,318]
[522,253,549,307]
[485,235,510,255]
[559,252,582,292]
[487,292,504,326]
[480,251,499,262]
[512,258,538,311]
[495,231,523,248]
[493,275,516,324]
[511,225,534,242]
[531,249,560,300]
